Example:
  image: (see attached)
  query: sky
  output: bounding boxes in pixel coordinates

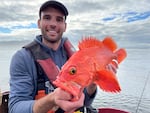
[0,0,150,45]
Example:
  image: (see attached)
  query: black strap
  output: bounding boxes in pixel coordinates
[34,61,46,91]
[0,92,9,113]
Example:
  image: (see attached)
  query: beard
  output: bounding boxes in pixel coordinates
[42,30,63,43]
[43,35,61,43]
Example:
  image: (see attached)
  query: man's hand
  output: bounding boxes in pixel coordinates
[53,88,85,112]
[106,59,119,74]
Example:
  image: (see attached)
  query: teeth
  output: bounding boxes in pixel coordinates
[49,31,56,33]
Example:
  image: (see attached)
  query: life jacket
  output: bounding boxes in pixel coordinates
[23,38,76,113]
[0,91,9,113]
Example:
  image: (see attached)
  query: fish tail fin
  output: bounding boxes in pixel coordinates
[115,48,127,64]
[102,36,117,51]
[95,70,121,93]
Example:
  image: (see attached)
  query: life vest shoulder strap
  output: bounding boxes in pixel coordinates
[23,41,59,83]
[23,38,76,83]
[64,38,76,57]
[23,41,49,59]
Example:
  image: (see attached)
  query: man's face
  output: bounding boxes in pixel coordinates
[38,7,67,43]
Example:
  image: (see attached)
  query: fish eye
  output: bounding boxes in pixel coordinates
[69,67,77,75]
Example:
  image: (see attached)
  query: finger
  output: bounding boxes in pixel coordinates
[54,88,72,100]
[111,59,119,68]
[55,93,85,112]
[106,64,117,74]
[110,64,117,74]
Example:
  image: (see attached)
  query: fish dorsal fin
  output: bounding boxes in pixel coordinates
[102,36,117,51]
[78,37,103,50]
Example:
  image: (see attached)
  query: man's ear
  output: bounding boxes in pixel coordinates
[37,19,41,29]
[64,22,67,32]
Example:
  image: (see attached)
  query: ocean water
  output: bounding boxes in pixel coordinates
[0,37,150,113]
[0,40,31,92]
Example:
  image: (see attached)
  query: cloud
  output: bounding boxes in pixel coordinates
[0,1,38,22]
[0,0,150,44]
[102,11,150,23]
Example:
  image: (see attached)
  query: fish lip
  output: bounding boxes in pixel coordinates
[53,79,83,100]
[71,81,81,89]
[68,81,83,100]
[61,81,82,98]
[66,81,82,93]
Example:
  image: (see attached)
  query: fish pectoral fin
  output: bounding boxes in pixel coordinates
[94,70,121,93]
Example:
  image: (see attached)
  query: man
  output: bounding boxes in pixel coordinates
[9,0,118,113]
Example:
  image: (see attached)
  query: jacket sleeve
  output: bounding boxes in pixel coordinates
[9,49,37,113]
[83,87,97,106]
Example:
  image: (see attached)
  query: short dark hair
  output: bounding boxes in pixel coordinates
[39,0,68,20]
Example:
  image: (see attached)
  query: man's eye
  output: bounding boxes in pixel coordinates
[45,17,50,20]
[43,15,51,20]
[56,17,64,22]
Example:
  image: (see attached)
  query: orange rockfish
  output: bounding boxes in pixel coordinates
[53,36,127,100]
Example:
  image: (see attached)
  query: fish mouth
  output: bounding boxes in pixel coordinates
[54,80,83,100]
[70,81,81,89]
[65,81,83,100]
